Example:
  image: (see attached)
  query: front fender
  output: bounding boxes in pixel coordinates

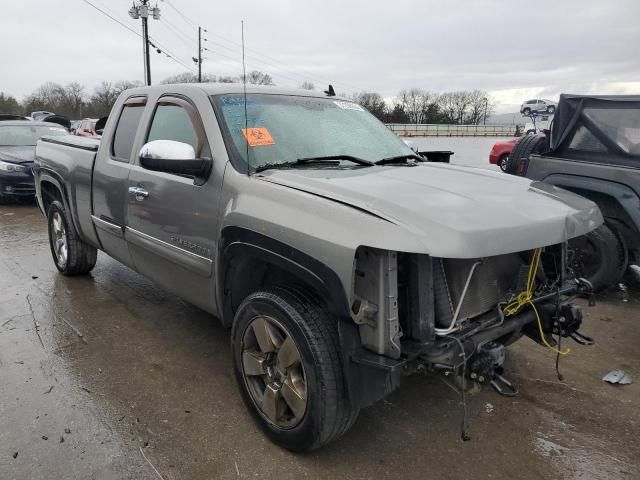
[543,174,640,233]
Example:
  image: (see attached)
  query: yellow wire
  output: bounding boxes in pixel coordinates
[502,248,571,356]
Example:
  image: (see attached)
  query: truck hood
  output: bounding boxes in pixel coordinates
[0,146,36,164]
[257,163,603,258]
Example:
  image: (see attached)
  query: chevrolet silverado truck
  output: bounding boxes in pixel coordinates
[34,84,602,451]
[510,94,640,291]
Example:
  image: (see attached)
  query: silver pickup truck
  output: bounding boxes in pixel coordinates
[34,84,602,451]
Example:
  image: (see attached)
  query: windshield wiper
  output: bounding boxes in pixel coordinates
[254,155,374,173]
[296,155,375,166]
[374,153,425,165]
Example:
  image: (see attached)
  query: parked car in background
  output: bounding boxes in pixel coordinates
[510,94,640,291]
[489,137,518,171]
[30,111,55,121]
[34,84,600,451]
[0,121,69,200]
[0,114,31,121]
[74,118,98,136]
[520,99,557,115]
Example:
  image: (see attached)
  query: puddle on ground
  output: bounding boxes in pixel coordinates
[534,412,634,479]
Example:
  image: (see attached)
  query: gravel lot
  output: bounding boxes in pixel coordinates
[1,184,639,479]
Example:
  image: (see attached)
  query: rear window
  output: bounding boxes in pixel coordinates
[112,103,145,162]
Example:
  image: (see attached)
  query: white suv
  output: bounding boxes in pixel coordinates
[520,99,556,115]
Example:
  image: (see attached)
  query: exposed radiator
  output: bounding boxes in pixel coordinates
[434,254,525,328]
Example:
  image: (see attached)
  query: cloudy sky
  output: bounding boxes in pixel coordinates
[1,0,639,113]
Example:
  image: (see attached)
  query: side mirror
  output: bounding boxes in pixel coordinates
[139,140,211,178]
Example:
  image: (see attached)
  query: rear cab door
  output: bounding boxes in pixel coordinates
[124,90,222,313]
[91,95,147,267]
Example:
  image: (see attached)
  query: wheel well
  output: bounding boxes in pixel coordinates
[222,255,328,328]
[41,181,63,216]
[565,187,639,251]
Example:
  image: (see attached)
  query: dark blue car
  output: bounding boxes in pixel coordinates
[0,121,69,199]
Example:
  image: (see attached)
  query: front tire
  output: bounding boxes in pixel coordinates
[498,153,510,172]
[231,288,358,451]
[522,107,531,115]
[547,105,555,113]
[569,224,628,291]
[47,200,97,275]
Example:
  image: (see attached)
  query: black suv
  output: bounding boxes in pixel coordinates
[508,94,640,290]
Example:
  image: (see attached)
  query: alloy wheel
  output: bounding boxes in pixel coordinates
[499,155,510,172]
[241,315,307,428]
[51,211,68,267]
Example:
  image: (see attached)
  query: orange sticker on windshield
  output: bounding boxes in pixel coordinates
[242,127,275,147]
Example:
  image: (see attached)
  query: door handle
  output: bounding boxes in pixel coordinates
[128,186,149,202]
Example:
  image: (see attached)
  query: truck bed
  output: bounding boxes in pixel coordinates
[36,135,101,247]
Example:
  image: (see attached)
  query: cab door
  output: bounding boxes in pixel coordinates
[91,95,147,267]
[124,95,219,312]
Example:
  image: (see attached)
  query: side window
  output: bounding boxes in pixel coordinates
[112,100,146,162]
[146,100,210,157]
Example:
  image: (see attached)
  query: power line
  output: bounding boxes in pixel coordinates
[150,37,198,72]
[204,30,365,93]
[161,0,198,30]
[80,0,197,75]
[81,0,139,37]
[145,1,363,92]
[160,16,196,49]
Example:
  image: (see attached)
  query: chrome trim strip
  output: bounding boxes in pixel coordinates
[125,227,213,277]
[91,215,124,239]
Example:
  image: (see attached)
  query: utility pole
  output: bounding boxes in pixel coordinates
[129,1,161,86]
[141,1,150,86]
[198,26,202,82]
[193,27,206,82]
[483,97,488,126]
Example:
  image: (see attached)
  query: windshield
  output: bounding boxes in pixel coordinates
[0,125,68,146]
[212,94,413,170]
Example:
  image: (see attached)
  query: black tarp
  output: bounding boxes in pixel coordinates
[548,94,640,167]
[40,114,71,130]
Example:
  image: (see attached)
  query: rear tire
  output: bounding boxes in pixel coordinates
[522,108,531,115]
[547,105,555,113]
[506,134,547,175]
[569,224,628,292]
[231,287,358,452]
[47,200,97,276]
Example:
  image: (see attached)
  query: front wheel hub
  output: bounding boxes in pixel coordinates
[241,316,308,428]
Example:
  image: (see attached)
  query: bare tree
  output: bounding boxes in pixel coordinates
[398,88,424,124]
[353,91,387,121]
[218,75,240,83]
[22,82,66,116]
[436,92,457,124]
[246,70,274,85]
[397,89,439,123]
[299,81,315,90]
[113,80,144,94]
[160,72,217,84]
[452,91,473,125]
[91,82,119,112]
[0,92,22,115]
[465,90,495,125]
[59,82,85,118]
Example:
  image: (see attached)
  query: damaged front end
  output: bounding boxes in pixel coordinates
[343,244,594,408]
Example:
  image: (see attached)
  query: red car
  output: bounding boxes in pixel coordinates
[489,137,518,172]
